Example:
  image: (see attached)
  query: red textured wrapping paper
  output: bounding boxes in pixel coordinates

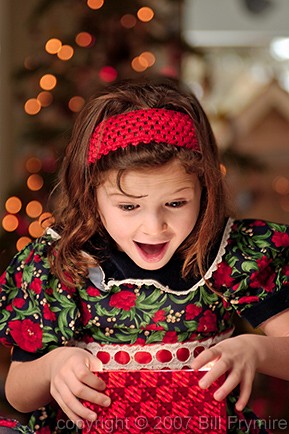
[81,370,226,434]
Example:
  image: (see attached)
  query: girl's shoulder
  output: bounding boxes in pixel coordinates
[226,217,289,254]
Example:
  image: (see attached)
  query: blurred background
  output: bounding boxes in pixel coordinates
[0,0,289,430]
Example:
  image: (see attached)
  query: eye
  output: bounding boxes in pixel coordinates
[118,204,139,211]
[166,201,187,208]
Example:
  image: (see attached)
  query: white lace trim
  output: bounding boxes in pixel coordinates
[46,218,235,295]
[75,329,233,370]
[96,217,234,295]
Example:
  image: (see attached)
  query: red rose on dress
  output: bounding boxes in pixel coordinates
[0,272,6,286]
[29,277,42,294]
[185,304,202,320]
[272,231,289,247]
[80,301,92,326]
[197,310,217,333]
[109,291,137,311]
[0,420,18,428]
[213,262,234,288]
[45,287,54,296]
[135,338,146,346]
[162,331,178,343]
[12,298,25,309]
[25,250,34,264]
[152,309,166,322]
[43,304,57,321]
[87,286,100,297]
[14,271,23,288]
[250,256,275,292]
[237,296,260,304]
[142,324,164,331]
[9,319,42,352]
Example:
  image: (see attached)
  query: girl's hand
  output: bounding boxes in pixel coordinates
[47,347,110,428]
[191,335,260,411]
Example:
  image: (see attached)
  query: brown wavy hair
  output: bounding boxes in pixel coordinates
[50,78,229,286]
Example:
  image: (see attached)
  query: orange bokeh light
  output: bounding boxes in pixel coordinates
[131,57,147,72]
[75,32,93,47]
[37,91,53,107]
[45,38,62,54]
[29,221,45,238]
[68,96,85,113]
[16,236,32,251]
[120,14,137,29]
[27,174,44,191]
[39,212,55,228]
[137,6,154,22]
[26,201,43,218]
[24,98,41,115]
[25,157,42,173]
[57,45,74,61]
[2,214,19,232]
[139,51,155,67]
[87,0,104,10]
[39,74,57,91]
[5,196,22,214]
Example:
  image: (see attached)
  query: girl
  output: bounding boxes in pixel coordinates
[0,78,289,434]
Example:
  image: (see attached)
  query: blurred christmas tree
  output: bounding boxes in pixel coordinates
[0,0,192,274]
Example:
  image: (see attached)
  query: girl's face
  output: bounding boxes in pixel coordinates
[96,159,202,270]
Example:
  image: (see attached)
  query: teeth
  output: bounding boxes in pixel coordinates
[138,243,164,255]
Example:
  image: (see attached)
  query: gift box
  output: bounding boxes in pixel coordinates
[81,370,226,434]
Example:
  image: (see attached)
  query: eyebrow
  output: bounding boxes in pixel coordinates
[106,186,193,198]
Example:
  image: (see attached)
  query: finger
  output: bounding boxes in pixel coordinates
[198,357,228,389]
[52,383,97,426]
[73,365,106,393]
[235,373,253,411]
[191,347,220,370]
[64,370,111,407]
[213,369,243,402]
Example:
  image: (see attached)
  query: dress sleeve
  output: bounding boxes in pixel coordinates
[0,236,82,356]
[212,219,289,328]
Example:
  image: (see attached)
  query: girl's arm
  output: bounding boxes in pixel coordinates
[191,308,289,411]
[5,346,111,428]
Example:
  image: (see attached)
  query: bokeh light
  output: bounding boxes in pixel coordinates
[24,98,41,115]
[26,201,43,219]
[137,7,154,22]
[75,32,93,47]
[120,14,137,29]
[272,176,289,195]
[27,174,44,191]
[2,215,19,232]
[16,237,32,251]
[25,157,42,173]
[45,38,62,54]
[5,196,22,214]
[87,0,104,10]
[68,96,85,112]
[131,56,147,72]
[39,74,57,91]
[57,45,74,61]
[28,221,45,238]
[37,91,53,107]
[99,66,118,82]
[39,212,55,228]
[139,51,155,67]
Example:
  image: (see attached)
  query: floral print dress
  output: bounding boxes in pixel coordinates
[0,218,289,433]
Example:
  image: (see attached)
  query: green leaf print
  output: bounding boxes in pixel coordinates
[241,261,258,273]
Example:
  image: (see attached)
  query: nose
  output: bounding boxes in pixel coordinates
[141,210,168,236]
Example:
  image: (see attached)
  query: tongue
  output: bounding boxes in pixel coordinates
[138,243,164,255]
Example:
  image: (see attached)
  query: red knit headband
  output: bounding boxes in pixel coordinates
[88,108,199,163]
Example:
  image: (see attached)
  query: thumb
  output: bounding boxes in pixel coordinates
[87,353,103,372]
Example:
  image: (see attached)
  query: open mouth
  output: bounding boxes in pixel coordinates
[134,241,169,262]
